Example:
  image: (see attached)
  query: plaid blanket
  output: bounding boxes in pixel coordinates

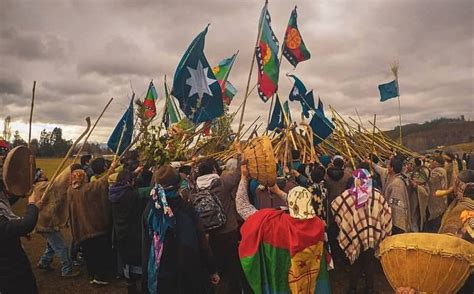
[331,189,392,264]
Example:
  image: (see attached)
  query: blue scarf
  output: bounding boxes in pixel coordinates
[147,185,177,294]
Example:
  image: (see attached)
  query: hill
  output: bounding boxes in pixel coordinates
[385,117,474,152]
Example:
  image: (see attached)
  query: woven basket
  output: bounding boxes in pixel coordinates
[243,136,276,187]
[378,233,474,293]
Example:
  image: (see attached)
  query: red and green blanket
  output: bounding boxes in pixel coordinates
[239,209,330,294]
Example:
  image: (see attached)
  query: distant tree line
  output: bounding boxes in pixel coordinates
[9,127,110,158]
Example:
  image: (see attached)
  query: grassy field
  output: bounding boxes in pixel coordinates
[35,158,73,178]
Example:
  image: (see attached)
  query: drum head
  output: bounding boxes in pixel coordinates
[2,146,35,196]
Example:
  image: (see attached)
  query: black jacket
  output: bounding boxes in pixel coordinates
[0,204,39,294]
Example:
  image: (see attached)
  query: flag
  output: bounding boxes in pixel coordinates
[163,80,180,129]
[212,53,238,105]
[378,80,399,102]
[171,26,224,124]
[255,3,280,102]
[283,100,292,122]
[239,209,326,294]
[268,96,284,130]
[107,99,134,154]
[315,96,324,118]
[143,81,158,118]
[310,108,334,145]
[283,6,311,67]
[288,74,315,118]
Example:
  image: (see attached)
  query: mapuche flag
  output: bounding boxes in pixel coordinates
[283,6,311,68]
[212,53,238,105]
[288,74,315,118]
[107,99,134,154]
[378,80,399,102]
[255,2,280,102]
[143,81,158,118]
[171,26,224,124]
[239,209,329,293]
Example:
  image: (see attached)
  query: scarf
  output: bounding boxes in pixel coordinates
[71,169,87,189]
[287,186,315,220]
[0,191,20,220]
[147,184,177,294]
[349,169,372,208]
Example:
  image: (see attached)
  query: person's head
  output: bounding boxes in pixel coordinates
[414,158,422,168]
[370,153,380,165]
[287,186,315,220]
[34,168,47,183]
[389,155,404,175]
[115,170,135,187]
[197,158,219,177]
[70,163,83,172]
[291,149,301,161]
[123,150,140,171]
[90,158,106,175]
[70,169,87,189]
[310,165,326,183]
[152,165,181,190]
[455,170,474,200]
[357,161,371,172]
[80,154,92,166]
[430,156,445,169]
[332,156,344,169]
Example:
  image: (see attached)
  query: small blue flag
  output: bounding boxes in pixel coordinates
[171,26,224,124]
[310,109,334,145]
[288,74,315,118]
[268,96,285,131]
[378,80,399,102]
[107,99,134,154]
[283,100,292,122]
[315,95,324,118]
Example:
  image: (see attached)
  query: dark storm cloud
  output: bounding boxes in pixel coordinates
[0,0,472,141]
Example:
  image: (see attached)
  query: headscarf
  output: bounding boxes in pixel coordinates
[349,169,372,208]
[0,191,20,221]
[287,186,315,220]
[71,169,87,189]
[108,170,134,203]
[454,170,474,200]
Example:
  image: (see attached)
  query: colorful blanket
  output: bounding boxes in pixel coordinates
[239,209,329,294]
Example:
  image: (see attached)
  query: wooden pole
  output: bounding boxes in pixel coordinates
[28,81,36,148]
[72,97,114,164]
[397,95,402,145]
[237,0,267,137]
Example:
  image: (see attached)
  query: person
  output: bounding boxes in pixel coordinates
[68,163,116,286]
[142,165,218,294]
[80,154,94,179]
[34,168,79,277]
[236,161,330,293]
[308,164,329,222]
[194,158,242,294]
[109,169,148,293]
[374,155,412,234]
[331,168,392,293]
[426,156,448,232]
[455,153,463,171]
[90,157,107,182]
[406,161,431,232]
[0,182,43,294]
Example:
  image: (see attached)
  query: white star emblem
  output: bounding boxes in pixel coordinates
[186,60,216,99]
[292,87,299,96]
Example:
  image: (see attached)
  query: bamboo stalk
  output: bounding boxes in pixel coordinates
[28,81,36,148]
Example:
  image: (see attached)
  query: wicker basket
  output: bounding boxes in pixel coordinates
[243,136,276,187]
[378,233,474,293]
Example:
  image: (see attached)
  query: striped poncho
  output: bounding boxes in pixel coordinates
[239,209,330,294]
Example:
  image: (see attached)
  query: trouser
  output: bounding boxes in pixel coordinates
[80,234,113,280]
[39,231,73,276]
[208,230,242,294]
[348,248,376,293]
[425,215,442,233]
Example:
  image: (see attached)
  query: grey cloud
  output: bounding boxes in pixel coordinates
[0,73,23,95]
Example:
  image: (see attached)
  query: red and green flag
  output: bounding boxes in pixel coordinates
[255,2,280,102]
[143,81,158,118]
[212,53,238,105]
[239,209,329,294]
[283,6,311,68]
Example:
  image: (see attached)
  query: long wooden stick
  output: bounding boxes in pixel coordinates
[41,117,91,201]
[28,81,36,148]
[72,98,113,164]
[237,0,267,137]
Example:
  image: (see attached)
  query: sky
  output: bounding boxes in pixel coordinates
[0,0,473,142]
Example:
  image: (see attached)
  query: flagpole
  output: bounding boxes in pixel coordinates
[391,62,402,145]
[237,0,267,138]
[28,81,36,148]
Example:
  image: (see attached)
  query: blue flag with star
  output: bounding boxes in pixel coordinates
[171,26,224,124]
[378,80,399,102]
[310,107,334,145]
[288,74,315,118]
[268,96,285,130]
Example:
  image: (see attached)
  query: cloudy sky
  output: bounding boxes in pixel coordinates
[0,0,473,142]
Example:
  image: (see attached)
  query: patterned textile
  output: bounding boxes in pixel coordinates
[349,169,372,208]
[287,186,315,220]
[308,181,328,222]
[331,189,392,264]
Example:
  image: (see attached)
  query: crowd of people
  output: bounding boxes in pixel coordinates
[0,140,473,293]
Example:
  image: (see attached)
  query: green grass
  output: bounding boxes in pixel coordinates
[35,158,73,178]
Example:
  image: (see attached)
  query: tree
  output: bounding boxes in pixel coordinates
[12,130,27,147]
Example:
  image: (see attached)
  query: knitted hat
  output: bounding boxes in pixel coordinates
[153,165,180,189]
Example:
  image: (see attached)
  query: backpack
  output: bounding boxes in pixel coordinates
[192,187,227,232]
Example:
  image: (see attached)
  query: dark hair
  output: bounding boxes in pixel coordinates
[179,165,192,176]
[70,163,83,171]
[291,149,301,161]
[80,154,92,166]
[370,153,379,164]
[333,158,344,169]
[390,155,404,174]
[357,161,371,171]
[310,165,326,183]
[197,158,217,177]
[90,158,106,175]
[414,158,422,167]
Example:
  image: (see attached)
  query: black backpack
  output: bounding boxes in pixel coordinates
[192,187,227,232]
